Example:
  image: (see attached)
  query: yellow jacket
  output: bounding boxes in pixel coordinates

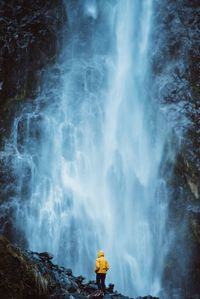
[95,250,109,274]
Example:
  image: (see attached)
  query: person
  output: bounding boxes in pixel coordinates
[95,250,109,292]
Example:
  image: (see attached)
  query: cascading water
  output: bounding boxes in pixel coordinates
[5,0,172,297]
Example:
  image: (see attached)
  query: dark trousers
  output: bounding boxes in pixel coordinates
[96,273,106,291]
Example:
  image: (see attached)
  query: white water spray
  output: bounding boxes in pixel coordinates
[8,0,170,297]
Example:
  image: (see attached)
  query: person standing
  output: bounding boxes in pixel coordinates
[95,250,109,292]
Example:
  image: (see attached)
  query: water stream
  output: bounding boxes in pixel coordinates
[6,0,171,297]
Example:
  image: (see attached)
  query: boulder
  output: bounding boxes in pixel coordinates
[66,281,79,293]
[65,268,73,276]
[107,284,115,293]
[39,251,54,261]
[81,278,90,286]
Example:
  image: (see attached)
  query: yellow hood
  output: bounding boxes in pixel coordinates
[98,250,104,258]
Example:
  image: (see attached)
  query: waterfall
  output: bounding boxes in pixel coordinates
[5,0,171,297]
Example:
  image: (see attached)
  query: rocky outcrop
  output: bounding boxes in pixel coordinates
[0,235,158,299]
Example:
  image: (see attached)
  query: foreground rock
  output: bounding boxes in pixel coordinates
[0,235,158,299]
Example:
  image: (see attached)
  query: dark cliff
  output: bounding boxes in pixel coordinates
[0,0,66,143]
[152,0,200,296]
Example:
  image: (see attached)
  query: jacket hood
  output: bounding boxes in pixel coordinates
[98,250,104,258]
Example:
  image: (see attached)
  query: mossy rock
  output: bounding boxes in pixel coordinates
[0,235,49,299]
[190,219,200,245]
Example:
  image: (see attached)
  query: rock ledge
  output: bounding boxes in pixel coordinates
[0,235,158,299]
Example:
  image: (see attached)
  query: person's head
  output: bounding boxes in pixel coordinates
[98,250,104,258]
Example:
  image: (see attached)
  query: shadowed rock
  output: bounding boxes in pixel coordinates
[0,234,160,299]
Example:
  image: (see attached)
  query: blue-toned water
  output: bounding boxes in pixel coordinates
[6,0,171,296]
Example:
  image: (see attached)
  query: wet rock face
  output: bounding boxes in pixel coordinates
[0,0,66,244]
[152,0,200,142]
[0,235,158,299]
[152,0,200,295]
[0,0,65,101]
[0,0,66,146]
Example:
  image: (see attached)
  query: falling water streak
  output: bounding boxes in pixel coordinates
[4,1,172,297]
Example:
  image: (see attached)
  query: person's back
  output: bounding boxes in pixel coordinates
[95,250,109,292]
